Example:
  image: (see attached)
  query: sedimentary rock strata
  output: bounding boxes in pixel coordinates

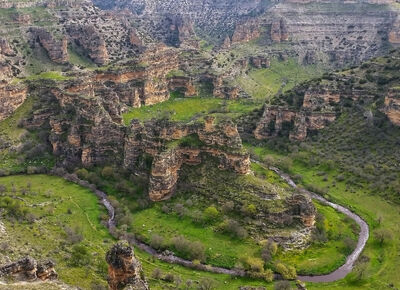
[0,83,27,121]
[30,28,69,64]
[106,242,149,290]
[384,88,400,126]
[125,117,250,201]
[67,24,109,65]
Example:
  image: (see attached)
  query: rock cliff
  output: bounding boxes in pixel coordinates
[384,88,400,126]
[67,24,109,65]
[124,117,250,201]
[30,28,69,64]
[0,82,27,121]
[106,242,149,290]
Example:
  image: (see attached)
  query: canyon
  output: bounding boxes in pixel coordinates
[0,0,400,289]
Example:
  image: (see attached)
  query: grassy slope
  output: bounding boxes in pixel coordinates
[122,95,260,125]
[0,175,114,289]
[246,144,400,289]
[129,159,358,276]
[0,97,54,174]
[237,58,325,100]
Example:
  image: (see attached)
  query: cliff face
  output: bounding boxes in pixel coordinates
[254,81,347,141]
[93,0,270,46]
[384,88,400,126]
[91,0,397,67]
[0,83,27,121]
[124,117,250,201]
[67,24,109,65]
[263,1,395,66]
[30,28,69,64]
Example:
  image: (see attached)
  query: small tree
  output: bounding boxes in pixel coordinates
[152,268,162,279]
[274,280,291,290]
[203,206,219,222]
[150,234,164,250]
[374,229,392,246]
[101,166,115,179]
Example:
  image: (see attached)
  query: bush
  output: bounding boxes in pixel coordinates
[275,263,297,280]
[218,219,248,239]
[65,226,83,244]
[198,278,215,290]
[171,236,205,261]
[70,245,91,266]
[221,201,234,213]
[274,280,292,290]
[191,210,204,224]
[241,257,264,272]
[152,268,162,279]
[163,273,175,283]
[150,234,164,250]
[101,166,115,179]
[203,206,219,222]
[261,240,278,262]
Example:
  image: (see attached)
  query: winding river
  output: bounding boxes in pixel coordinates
[89,159,369,283]
[267,165,369,282]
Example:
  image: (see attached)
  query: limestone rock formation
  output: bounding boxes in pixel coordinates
[67,24,109,65]
[124,117,250,201]
[0,257,57,282]
[31,28,69,64]
[106,242,148,290]
[271,18,289,43]
[0,83,27,121]
[383,88,400,126]
[231,19,260,44]
[0,38,15,57]
[250,56,270,69]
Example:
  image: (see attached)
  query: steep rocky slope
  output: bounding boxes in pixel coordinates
[92,0,400,68]
[253,48,400,140]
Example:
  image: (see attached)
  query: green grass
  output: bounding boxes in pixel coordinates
[132,206,261,268]
[237,58,325,100]
[129,159,358,276]
[0,175,114,289]
[123,96,223,124]
[246,142,400,289]
[274,201,358,275]
[122,94,264,125]
[0,97,32,140]
[25,71,70,81]
[68,45,96,69]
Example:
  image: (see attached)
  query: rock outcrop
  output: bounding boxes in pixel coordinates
[383,88,400,126]
[67,24,109,65]
[250,56,270,69]
[271,18,289,43]
[231,19,260,44]
[0,83,27,121]
[31,28,69,64]
[106,242,148,290]
[0,257,57,282]
[0,38,15,57]
[124,117,250,201]
[254,83,343,141]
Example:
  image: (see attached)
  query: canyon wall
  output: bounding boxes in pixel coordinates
[124,116,250,201]
[384,88,400,126]
[0,83,27,122]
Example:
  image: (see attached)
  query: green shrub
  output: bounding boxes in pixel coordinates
[203,206,219,222]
